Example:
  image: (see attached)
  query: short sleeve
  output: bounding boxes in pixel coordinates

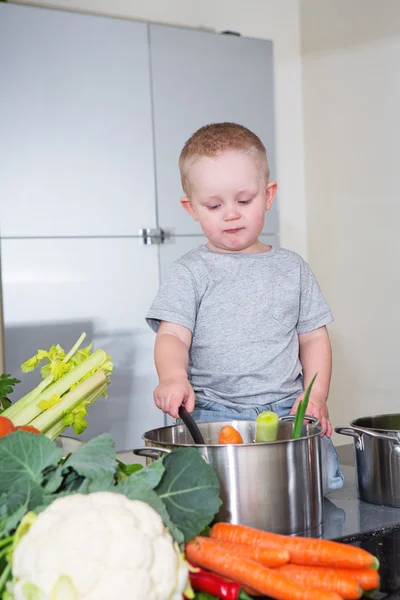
[297,258,334,334]
[146,261,199,333]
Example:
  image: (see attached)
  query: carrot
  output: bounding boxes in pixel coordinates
[186,536,343,600]
[276,564,362,599]
[331,568,379,591]
[211,523,379,570]
[219,425,243,444]
[212,538,290,567]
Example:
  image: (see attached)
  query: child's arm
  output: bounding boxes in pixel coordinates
[153,321,195,419]
[290,326,333,436]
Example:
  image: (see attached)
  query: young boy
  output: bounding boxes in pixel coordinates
[146,122,343,495]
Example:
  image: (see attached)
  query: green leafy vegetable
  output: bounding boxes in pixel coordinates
[156,448,222,542]
[292,373,318,439]
[61,433,117,479]
[0,374,21,413]
[0,431,61,497]
[0,431,221,559]
[2,333,114,439]
[116,460,143,481]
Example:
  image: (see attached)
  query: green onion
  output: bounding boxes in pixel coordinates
[292,373,317,439]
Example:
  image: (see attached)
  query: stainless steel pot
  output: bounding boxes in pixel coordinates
[336,414,400,507]
[135,416,323,535]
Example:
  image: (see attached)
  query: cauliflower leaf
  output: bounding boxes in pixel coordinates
[156,448,222,543]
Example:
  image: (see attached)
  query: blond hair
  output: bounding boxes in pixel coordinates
[179,122,270,195]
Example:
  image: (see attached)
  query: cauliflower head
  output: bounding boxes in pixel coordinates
[10,492,188,600]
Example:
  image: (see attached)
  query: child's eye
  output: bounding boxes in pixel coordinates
[238,199,252,205]
[208,205,220,210]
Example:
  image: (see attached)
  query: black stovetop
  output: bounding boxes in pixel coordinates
[339,526,400,599]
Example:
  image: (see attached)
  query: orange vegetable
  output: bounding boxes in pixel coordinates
[213,538,290,567]
[211,523,379,570]
[219,426,243,444]
[276,564,362,599]
[15,425,41,435]
[186,536,343,600]
[0,415,15,437]
[331,568,379,591]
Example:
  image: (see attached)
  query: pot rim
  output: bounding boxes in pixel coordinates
[351,413,400,434]
[142,419,323,448]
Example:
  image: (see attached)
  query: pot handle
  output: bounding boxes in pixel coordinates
[133,447,171,460]
[351,426,400,444]
[280,414,320,427]
[335,427,362,440]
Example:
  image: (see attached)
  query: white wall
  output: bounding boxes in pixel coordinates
[301,0,400,442]
[10,0,307,258]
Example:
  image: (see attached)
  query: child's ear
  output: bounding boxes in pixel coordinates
[180,197,199,221]
[265,180,278,211]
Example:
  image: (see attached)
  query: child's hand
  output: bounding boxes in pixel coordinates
[290,391,332,437]
[153,377,195,419]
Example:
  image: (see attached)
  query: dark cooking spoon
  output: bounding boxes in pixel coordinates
[178,405,205,445]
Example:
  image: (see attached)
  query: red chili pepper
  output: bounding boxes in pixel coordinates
[189,567,253,600]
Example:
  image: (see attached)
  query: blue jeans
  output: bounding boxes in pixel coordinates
[191,397,344,497]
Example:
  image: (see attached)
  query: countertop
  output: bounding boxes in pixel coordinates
[322,445,400,598]
[322,464,400,540]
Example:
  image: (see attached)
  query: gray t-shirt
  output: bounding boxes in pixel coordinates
[146,245,333,408]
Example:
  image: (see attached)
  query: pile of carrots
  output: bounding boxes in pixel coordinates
[185,522,380,600]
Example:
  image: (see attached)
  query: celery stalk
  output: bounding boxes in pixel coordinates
[3,333,87,420]
[3,376,54,420]
[63,332,86,363]
[30,371,107,433]
[9,349,107,426]
[44,382,108,441]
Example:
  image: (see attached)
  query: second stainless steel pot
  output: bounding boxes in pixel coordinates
[136,416,323,535]
[336,413,400,507]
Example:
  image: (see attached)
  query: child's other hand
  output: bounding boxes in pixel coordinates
[290,391,332,437]
[153,377,195,419]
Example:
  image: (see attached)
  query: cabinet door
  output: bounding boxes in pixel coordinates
[0,4,156,237]
[150,24,278,237]
[1,239,163,450]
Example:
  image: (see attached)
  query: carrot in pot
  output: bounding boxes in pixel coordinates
[219,426,243,444]
[185,536,343,600]
[210,523,379,570]
[275,564,362,599]
[209,538,290,567]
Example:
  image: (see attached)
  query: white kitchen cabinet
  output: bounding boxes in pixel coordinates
[1,238,164,450]
[0,4,156,237]
[0,4,279,447]
[149,24,278,237]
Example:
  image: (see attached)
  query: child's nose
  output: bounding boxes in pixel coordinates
[223,208,241,221]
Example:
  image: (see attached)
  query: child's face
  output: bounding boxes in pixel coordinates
[181,150,277,253]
